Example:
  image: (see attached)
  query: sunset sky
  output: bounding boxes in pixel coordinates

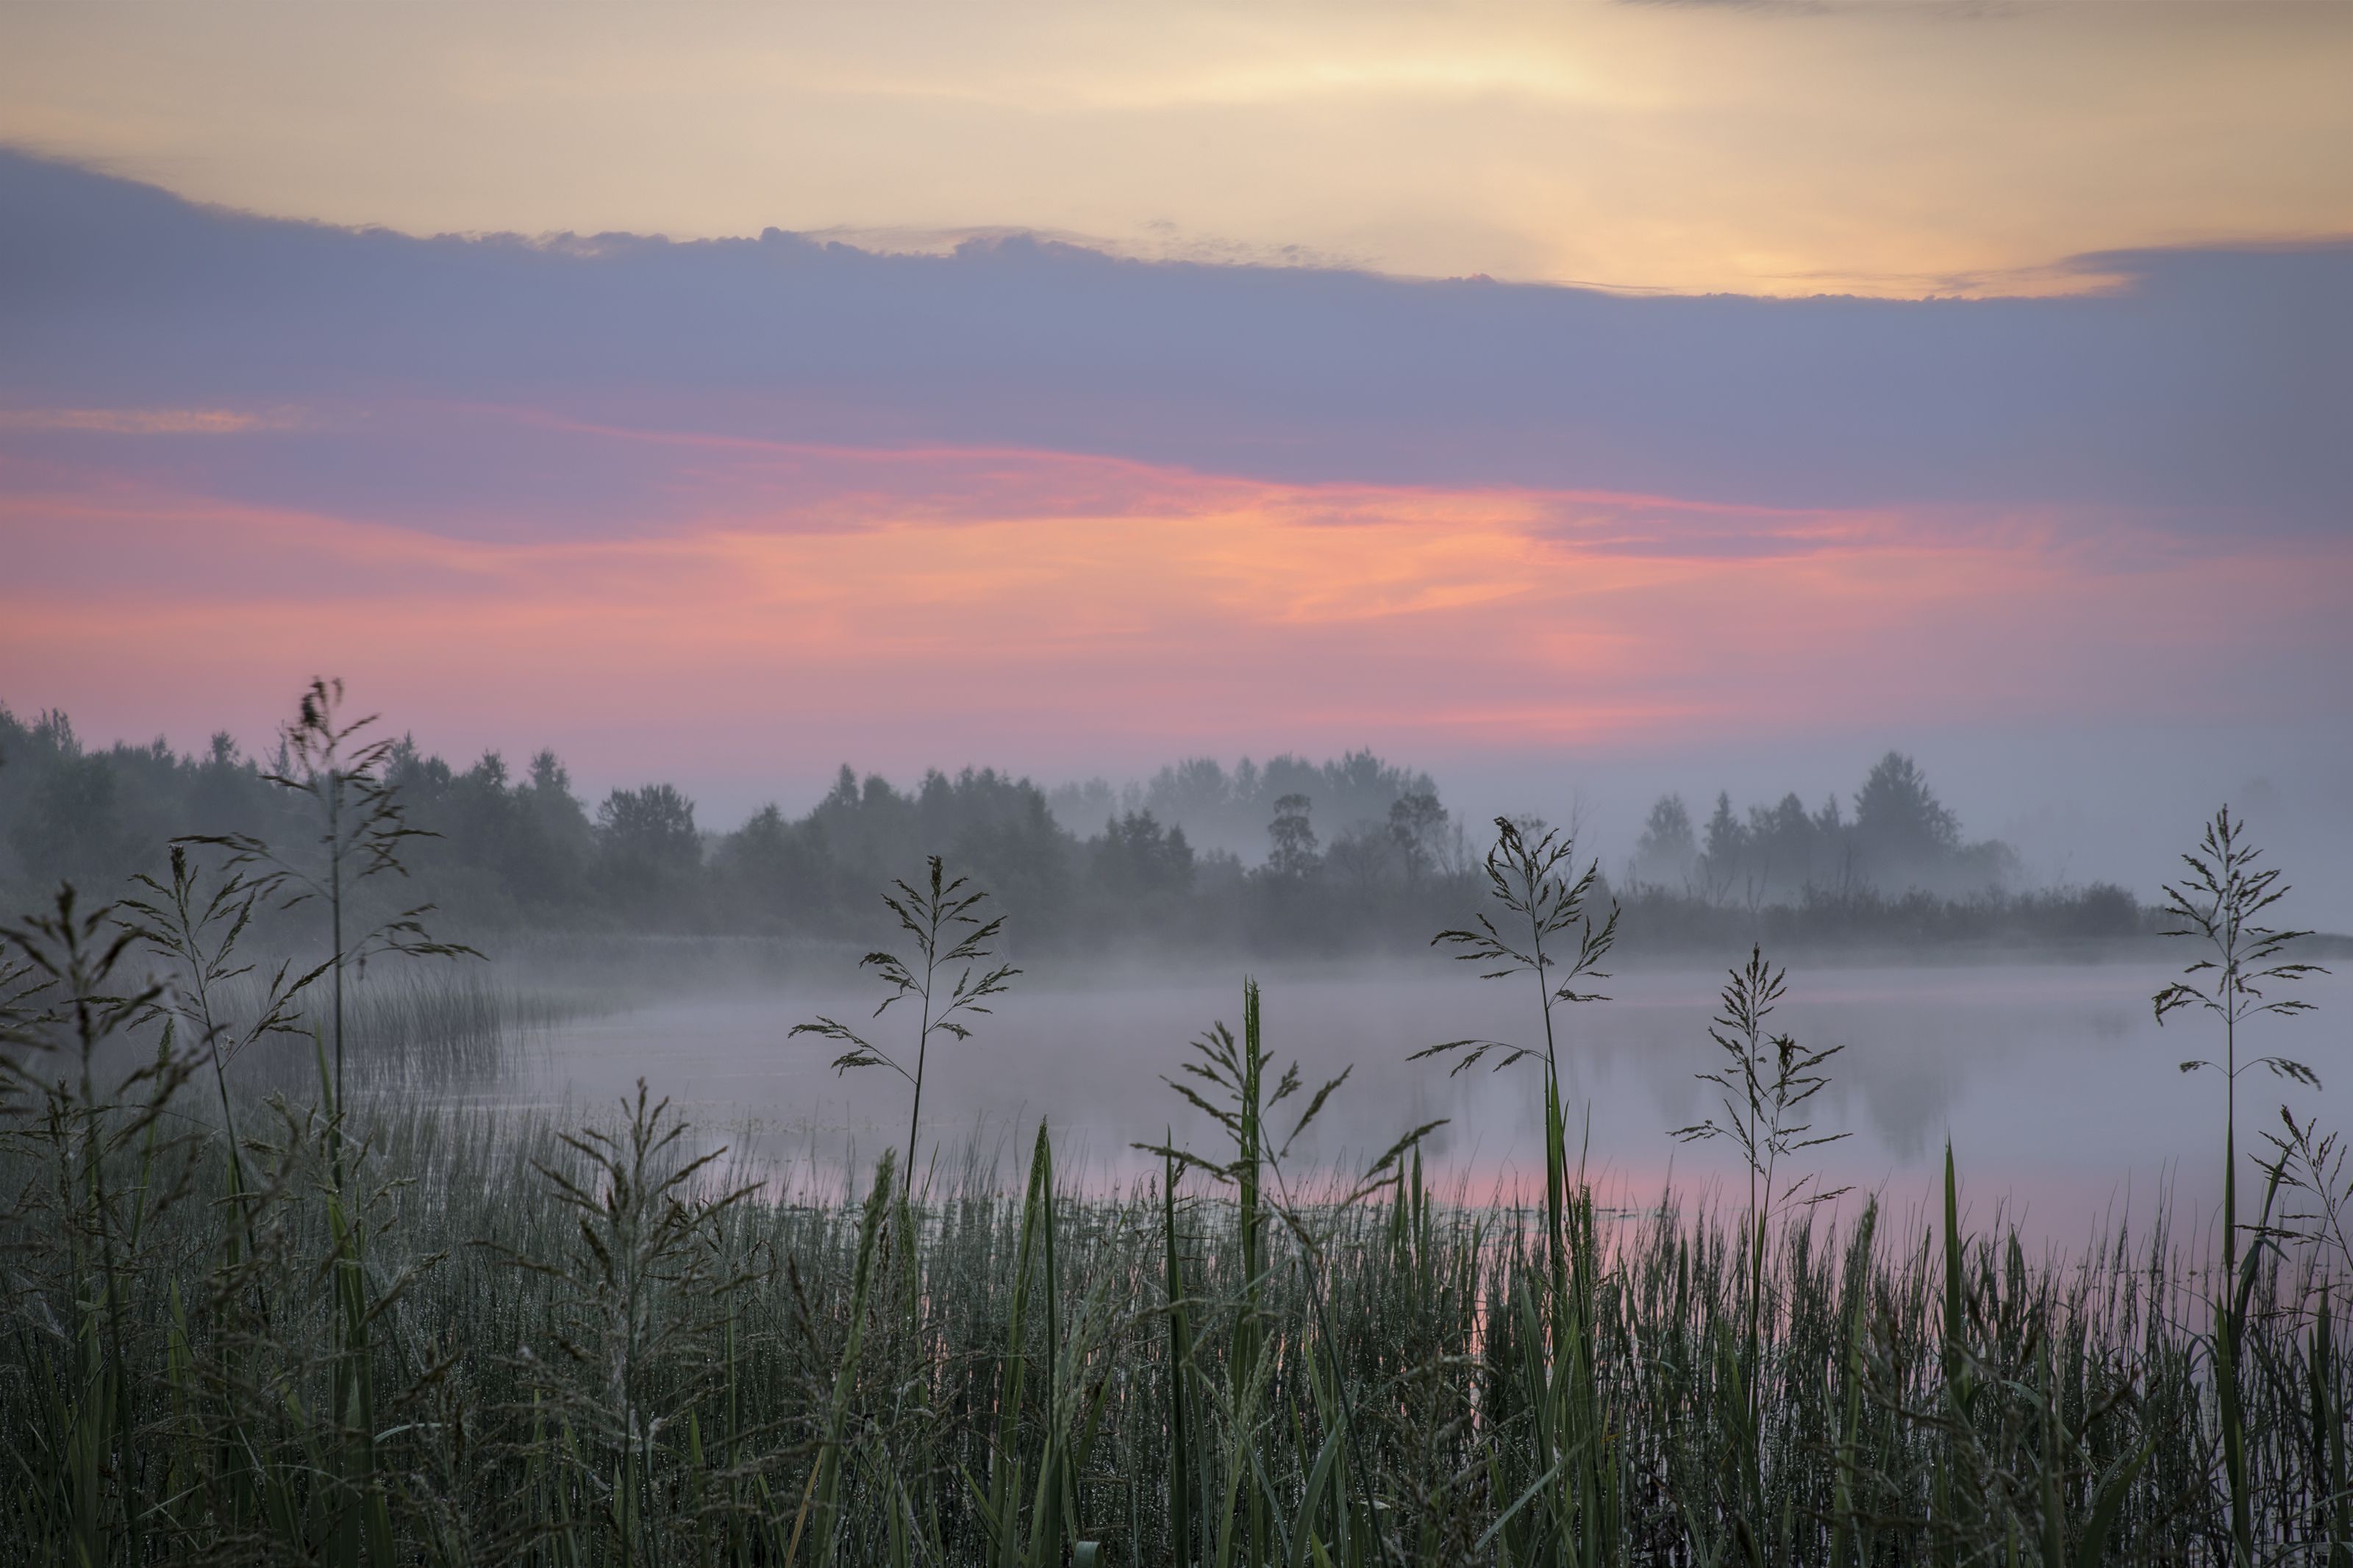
[1,0,2349,889]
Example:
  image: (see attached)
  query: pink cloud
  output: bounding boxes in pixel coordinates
[5,432,2344,797]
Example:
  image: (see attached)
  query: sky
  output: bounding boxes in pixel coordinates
[5,1,2351,297]
[1,1,2349,898]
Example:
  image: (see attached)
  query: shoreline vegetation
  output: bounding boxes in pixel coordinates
[0,701,2195,960]
[1,682,2348,1565]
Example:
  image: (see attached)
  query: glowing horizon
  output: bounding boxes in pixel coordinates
[8,412,2343,813]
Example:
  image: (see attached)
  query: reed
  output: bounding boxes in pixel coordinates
[2155,806,2328,1567]
[791,854,1019,1198]
[4,1061,2345,1567]
[1673,945,1851,1453]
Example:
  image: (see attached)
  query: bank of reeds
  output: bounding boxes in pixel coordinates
[285,969,579,1089]
[0,1048,2346,1566]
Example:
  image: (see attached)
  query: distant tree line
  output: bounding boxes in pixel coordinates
[1629,753,2021,907]
[1044,751,1449,861]
[0,701,2152,956]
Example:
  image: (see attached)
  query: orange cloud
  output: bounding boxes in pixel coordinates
[2,445,2343,792]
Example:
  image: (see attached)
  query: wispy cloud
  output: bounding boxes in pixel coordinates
[0,406,303,435]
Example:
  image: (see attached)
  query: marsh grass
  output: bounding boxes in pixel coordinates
[285,968,576,1089]
[3,1060,2348,1567]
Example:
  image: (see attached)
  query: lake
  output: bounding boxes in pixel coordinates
[474,955,2352,1245]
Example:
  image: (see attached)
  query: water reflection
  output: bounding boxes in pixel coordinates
[483,959,2349,1243]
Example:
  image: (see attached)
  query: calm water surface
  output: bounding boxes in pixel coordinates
[484,959,2352,1242]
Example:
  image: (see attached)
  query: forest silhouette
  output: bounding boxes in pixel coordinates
[0,701,2149,956]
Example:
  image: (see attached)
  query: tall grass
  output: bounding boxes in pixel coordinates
[792,854,1019,1196]
[2155,806,2331,1568]
[1,1068,2346,1566]
[1673,943,1852,1467]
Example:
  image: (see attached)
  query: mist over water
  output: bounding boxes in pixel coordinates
[451,954,2352,1244]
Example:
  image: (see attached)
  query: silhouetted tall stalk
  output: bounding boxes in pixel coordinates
[184,679,474,1568]
[792,855,1018,1196]
[191,679,475,1111]
[119,845,321,1263]
[1146,978,1440,1568]
[1418,816,1615,1348]
[2155,806,2324,1566]
[1674,945,1850,1432]
[1144,984,1279,1567]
